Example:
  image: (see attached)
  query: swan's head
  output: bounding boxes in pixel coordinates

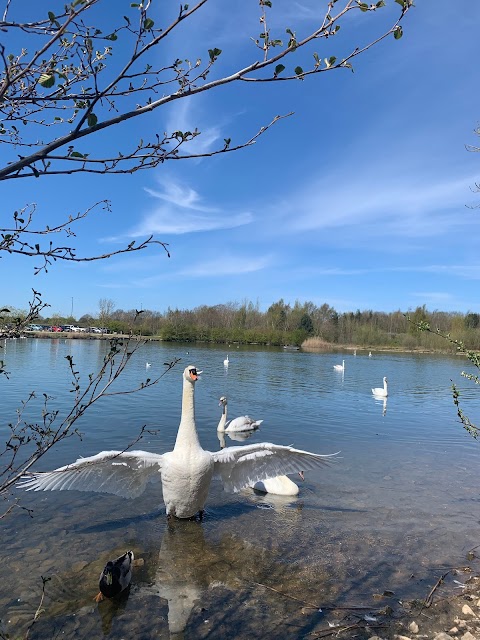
[383,377,388,383]
[219,396,227,407]
[183,365,199,383]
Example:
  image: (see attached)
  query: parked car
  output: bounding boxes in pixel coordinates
[89,327,102,334]
[51,326,63,332]
[26,324,43,331]
[61,325,74,331]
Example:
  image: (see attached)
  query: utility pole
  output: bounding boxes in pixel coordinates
[71,297,74,319]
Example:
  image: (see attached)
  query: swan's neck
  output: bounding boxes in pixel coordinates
[217,403,227,432]
[384,380,388,390]
[174,379,201,451]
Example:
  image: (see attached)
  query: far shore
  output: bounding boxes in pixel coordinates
[14,330,466,356]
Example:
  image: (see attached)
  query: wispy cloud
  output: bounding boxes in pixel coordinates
[177,255,272,277]
[165,98,221,156]
[411,291,454,305]
[97,254,273,290]
[282,173,477,236]
[108,177,253,239]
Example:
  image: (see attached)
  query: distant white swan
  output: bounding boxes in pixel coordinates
[146,362,152,368]
[19,366,337,519]
[372,376,388,397]
[368,351,372,358]
[224,355,229,366]
[333,359,345,371]
[217,396,263,433]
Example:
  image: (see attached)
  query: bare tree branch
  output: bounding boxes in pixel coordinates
[0,0,413,180]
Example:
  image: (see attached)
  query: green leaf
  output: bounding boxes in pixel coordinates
[70,151,85,158]
[38,73,55,88]
[376,0,386,6]
[143,18,154,30]
[208,48,222,62]
[294,66,303,76]
[48,11,56,21]
[393,25,403,39]
[87,112,98,127]
[105,33,118,41]
[274,64,285,76]
[358,2,369,11]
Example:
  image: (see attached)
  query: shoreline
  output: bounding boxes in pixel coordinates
[14,331,464,356]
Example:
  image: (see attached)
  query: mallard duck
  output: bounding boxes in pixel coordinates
[19,366,337,519]
[217,396,263,433]
[96,550,134,602]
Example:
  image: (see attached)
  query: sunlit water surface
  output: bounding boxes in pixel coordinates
[2,338,480,639]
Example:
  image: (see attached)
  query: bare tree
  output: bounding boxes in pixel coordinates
[98,297,116,328]
[0,0,411,180]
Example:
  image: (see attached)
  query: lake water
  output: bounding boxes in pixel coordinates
[2,337,480,639]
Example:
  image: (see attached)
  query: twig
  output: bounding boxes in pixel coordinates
[24,576,51,639]
[422,570,452,609]
[252,581,378,611]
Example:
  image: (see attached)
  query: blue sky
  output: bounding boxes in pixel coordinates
[2,1,480,319]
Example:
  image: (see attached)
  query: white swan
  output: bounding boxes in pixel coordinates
[368,351,372,358]
[217,396,263,433]
[333,359,345,371]
[19,365,337,519]
[224,355,229,366]
[217,396,296,496]
[217,429,300,496]
[372,376,388,397]
[253,475,300,496]
[146,362,151,368]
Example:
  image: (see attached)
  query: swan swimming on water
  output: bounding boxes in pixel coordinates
[217,396,263,433]
[372,376,388,397]
[19,365,337,519]
[224,355,229,366]
[333,359,345,372]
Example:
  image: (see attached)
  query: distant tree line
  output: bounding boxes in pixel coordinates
[3,298,480,351]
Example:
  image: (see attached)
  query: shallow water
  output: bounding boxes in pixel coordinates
[1,338,480,638]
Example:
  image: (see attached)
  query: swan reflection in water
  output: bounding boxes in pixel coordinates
[144,512,306,639]
[372,394,388,416]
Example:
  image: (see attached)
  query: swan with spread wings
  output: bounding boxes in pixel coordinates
[19,365,337,519]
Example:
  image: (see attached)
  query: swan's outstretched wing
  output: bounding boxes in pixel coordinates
[17,450,163,499]
[210,443,338,493]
